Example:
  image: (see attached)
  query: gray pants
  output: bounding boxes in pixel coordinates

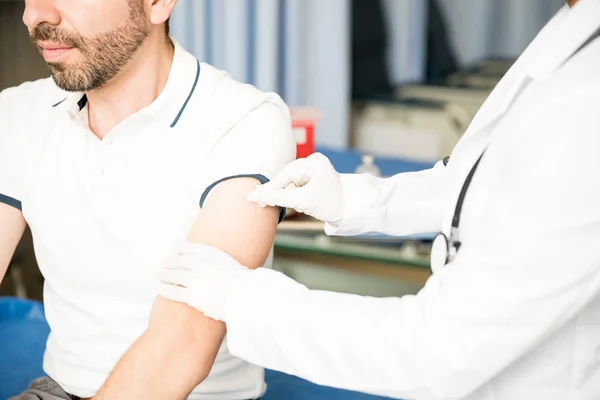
[10,377,262,400]
[8,377,76,400]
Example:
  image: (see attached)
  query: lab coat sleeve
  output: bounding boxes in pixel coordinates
[225,92,600,399]
[324,161,449,237]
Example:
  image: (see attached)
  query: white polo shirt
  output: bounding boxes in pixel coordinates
[0,41,295,399]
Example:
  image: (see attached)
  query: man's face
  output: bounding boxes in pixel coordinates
[26,0,151,92]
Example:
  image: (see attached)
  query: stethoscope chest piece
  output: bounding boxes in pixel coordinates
[430,232,450,274]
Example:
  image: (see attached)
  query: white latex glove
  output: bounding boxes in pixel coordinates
[246,153,344,223]
[157,242,252,322]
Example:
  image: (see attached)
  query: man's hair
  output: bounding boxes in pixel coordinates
[165,17,170,36]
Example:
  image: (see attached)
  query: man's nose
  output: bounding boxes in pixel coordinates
[23,0,61,33]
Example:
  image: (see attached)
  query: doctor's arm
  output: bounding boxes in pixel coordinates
[167,93,600,399]
[248,154,451,238]
[330,163,449,236]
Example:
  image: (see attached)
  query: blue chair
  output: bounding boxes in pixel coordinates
[0,297,49,399]
[0,297,395,400]
[264,370,395,400]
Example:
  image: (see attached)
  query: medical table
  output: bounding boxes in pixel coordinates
[350,97,467,163]
[473,58,514,76]
[351,77,499,164]
[395,84,490,125]
[443,58,514,91]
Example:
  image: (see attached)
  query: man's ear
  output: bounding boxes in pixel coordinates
[148,0,178,26]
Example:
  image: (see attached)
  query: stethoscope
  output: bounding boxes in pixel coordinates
[428,27,600,272]
[430,152,485,272]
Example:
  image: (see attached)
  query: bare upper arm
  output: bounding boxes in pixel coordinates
[149,99,288,333]
[146,98,291,388]
[97,177,277,398]
[187,177,279,267]
[0,203,26,284]
[150,176,279,331]
[146,176,280,387]
[150,175,279,328]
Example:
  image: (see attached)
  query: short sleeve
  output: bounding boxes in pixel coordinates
[198,100,296,220]
[0,87,26,211]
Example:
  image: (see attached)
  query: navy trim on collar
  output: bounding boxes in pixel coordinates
[77,94,88,110]
[170,59,201,128]
[52,98,67,107]
[50,58,200,125]
[51,95,86,109]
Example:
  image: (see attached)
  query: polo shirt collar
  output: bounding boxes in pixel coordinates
[51,89,86,115]
[140,39,201,128]
[50,39,201,128]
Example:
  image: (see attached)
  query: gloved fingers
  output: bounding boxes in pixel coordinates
[247,186,310,210]
[159,267,192,287]
[157,282,189,304]
[172,243,239,267]
[250,168,294,195]
[251,157,313,194]
[162,253,201,272]
[248,183,299,208]
[163,253,185,269]
[174,242,213,256]
[306,152,336,174]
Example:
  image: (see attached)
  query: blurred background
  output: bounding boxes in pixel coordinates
[0,0,566,302]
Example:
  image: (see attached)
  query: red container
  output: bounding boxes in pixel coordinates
[291,108,320,159]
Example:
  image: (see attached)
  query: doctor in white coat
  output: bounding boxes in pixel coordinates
[158,1,600,399]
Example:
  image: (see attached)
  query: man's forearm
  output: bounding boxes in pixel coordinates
[94,296,225,399]
[0,203,27,285]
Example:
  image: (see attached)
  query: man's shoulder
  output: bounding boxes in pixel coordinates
[194,62,287,117]
[1,77,67,112]
[181,62,289,143]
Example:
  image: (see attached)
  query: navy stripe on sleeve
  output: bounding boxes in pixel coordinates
[200,174,286,223]
[0,193,22,211]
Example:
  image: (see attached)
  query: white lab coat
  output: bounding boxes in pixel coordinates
[225,3,600,399]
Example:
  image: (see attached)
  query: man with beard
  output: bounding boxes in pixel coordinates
[0,0,295,399]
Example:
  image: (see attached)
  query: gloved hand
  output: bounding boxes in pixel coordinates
[157,242,252,322]
[246,153,344,223]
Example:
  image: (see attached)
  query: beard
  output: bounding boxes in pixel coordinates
[30,0,151,92]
